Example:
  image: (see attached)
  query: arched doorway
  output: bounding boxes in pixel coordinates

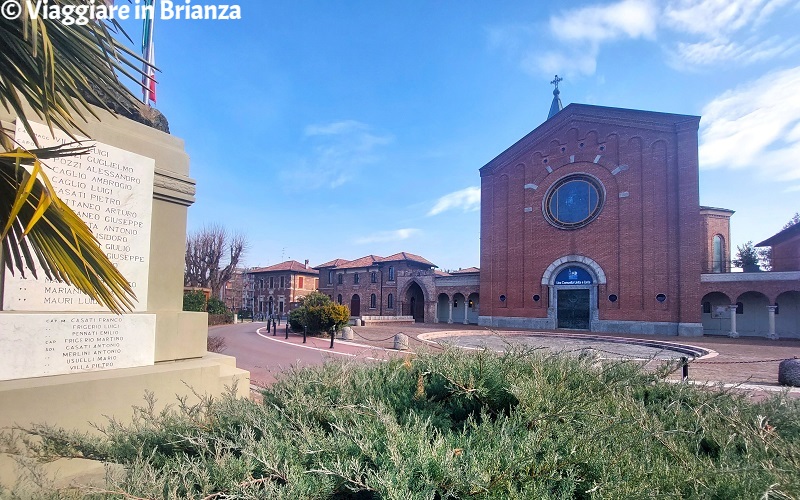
[268,297,274,315]
[405,282,425,322]
[550,265,597,330]
[775,291,799,338]
[467,293,480,324]
[350,294,361,317]
[735,291,770,336]
[700,291,731,336]
[437,293,449,323]
[453,293,466,324]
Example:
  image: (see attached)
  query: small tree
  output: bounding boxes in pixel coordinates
[289,292,350,333]
[733,241,761,272]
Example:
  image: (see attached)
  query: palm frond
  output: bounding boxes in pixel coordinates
[0,148,136,313]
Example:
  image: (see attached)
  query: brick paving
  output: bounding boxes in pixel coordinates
[341,323,800,392]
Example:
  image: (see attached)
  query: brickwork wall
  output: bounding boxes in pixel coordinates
[700,211,732,273]
[480,105,702,327]
[771,234,800,272]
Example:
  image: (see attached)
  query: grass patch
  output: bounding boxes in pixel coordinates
[5,348,800,499]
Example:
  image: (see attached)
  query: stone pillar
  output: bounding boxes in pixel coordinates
[768,305,778,340]
[728,304,739,338]
[462,296,469,325]
[393,333,409,351]
[448,300,453,324]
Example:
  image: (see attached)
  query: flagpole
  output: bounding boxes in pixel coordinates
[141,0,156,104]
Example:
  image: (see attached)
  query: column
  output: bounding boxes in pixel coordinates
[434,302,439,324]
[448,300,453,324]
[767,305,778,340]
[462,296,469,325]
[728,304,738,338]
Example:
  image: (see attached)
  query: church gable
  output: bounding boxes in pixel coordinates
[479,103,699,179]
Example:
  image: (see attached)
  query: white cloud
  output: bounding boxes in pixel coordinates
[670,35,798,68]
[304,120,367,136]
[355,228,419,245]
[699,66,800,182]
[663,0,789,37]
[427,187,481,216]
[550,0,658,43]
[488,0,795,77]
[282,120,392,189]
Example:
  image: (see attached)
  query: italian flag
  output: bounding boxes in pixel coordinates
[141,0,157,104]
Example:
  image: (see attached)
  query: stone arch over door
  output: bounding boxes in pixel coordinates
[401,280,427,322]
[543,256,605,331]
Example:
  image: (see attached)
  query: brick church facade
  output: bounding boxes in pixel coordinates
[477,98,799,338]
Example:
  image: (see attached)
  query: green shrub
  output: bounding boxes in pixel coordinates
[207,297,227,315]
[182,290,206,312]
[14,349,800,499]
[289,291,350,333]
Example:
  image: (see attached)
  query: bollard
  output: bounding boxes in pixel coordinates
[273,319,277,333]
[681,357,689,383]
[267,320,271,334]
[284,320,288,339]
[340,326,354,341]
[394,333,409,351]
[303,325,307,344]
[330,328,335,349]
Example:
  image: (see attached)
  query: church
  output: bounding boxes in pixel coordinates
[477,78,799,338]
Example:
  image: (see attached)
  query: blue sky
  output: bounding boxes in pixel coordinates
[122,0,800,270]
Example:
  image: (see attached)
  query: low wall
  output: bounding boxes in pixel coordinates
[360,315,415,326]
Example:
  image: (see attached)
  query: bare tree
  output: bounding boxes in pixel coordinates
[184,225,247,298]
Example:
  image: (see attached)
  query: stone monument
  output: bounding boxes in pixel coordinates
[0,104,249,439]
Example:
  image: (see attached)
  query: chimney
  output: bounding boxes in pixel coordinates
[304,259,309,269]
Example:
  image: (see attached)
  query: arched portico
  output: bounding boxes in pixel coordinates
[700,292,731,336]
[467,293,480,324]
[543,257,605,330]
[775,291,800,339]
[735,291,770,336]
[437,293,449,323]
[401,281,426,322]
[453,293,466,324]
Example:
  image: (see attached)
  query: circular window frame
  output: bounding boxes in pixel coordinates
[542,173,605,230]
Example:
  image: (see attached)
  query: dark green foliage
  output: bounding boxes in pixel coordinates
[182,290,206,312]
[207,297,227,315]
[289,291,350,333]
[18,349,800,499]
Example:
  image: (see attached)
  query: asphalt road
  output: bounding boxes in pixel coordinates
[208,322,403,386]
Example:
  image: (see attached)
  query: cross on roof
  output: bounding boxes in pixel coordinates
[550,75,563,91]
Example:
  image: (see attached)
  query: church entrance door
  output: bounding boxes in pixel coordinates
[557,289,590,330]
